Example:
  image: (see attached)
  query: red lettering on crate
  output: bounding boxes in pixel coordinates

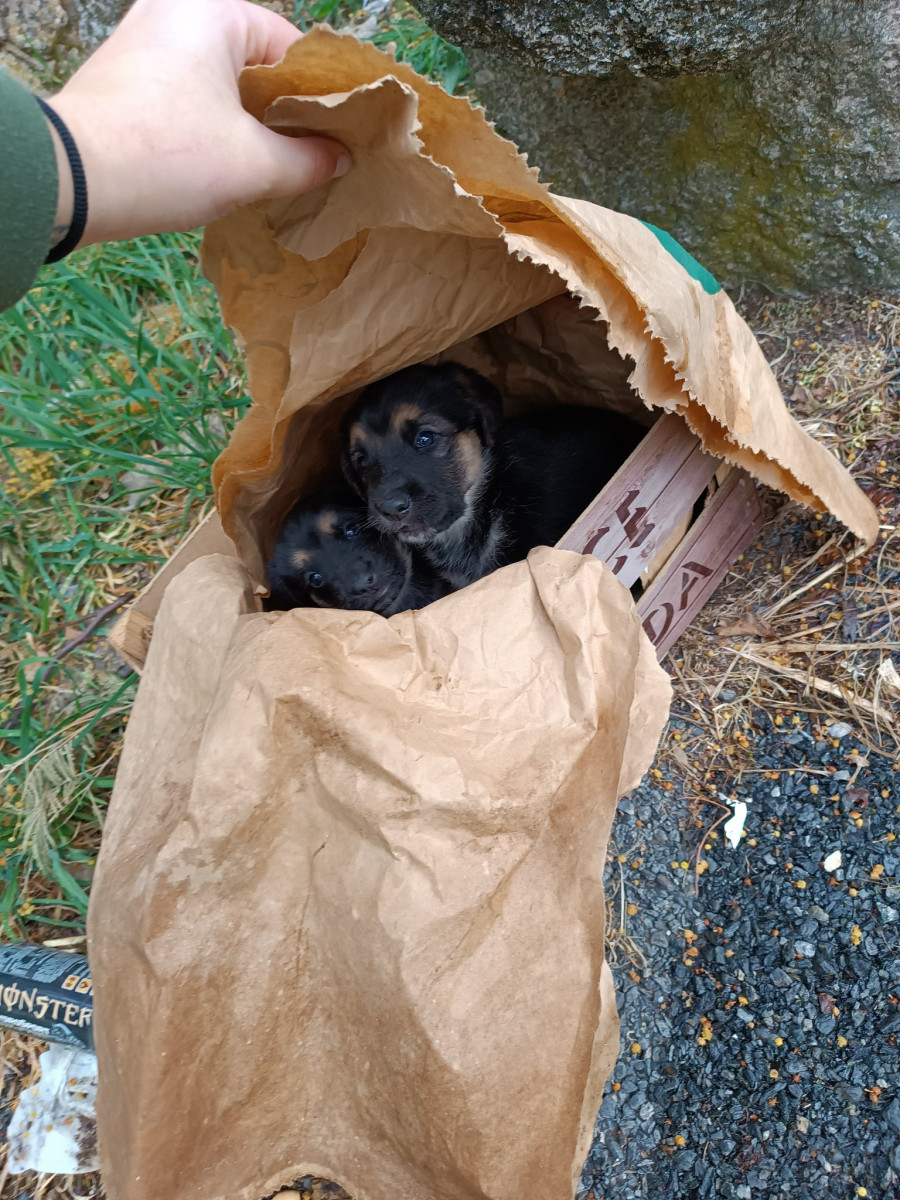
[642,601,676,643]
[679,560,713,608]
[584,526,610,555]
[615,490,656,547]
[641,560,714,643]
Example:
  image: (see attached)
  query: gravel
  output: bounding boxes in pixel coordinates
[579,712,900,1200]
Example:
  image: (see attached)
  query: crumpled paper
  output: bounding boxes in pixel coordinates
[91,549,669,1200]
[200,27,876,588]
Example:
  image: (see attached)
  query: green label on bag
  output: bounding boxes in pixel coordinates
[640,222,722,295]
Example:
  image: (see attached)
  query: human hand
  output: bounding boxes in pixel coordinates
[47,0,350,248]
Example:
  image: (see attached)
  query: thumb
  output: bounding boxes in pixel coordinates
[243,122,352,202]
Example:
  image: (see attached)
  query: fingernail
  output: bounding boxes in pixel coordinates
[333,152,352,179]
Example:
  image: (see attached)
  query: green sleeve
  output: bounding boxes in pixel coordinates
[0,72,58,313]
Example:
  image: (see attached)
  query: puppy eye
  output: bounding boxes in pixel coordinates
[414,431,436,449]
[343,524,360,540]
[307,571,325,589]
[351,448,368,468]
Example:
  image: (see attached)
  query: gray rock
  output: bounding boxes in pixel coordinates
[418,0,806,77]
[422,1,900,291]
[1,0,128,76]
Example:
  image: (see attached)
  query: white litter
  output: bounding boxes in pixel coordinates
[723,800,748,849]
[822,850,842,873]
[7,1043,98,1175]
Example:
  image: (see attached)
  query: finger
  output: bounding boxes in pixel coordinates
[242,125,352,201]
[238,0,303,68]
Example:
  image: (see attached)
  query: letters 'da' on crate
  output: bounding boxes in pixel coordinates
[96,28,878,1200]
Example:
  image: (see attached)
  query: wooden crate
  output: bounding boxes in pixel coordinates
[557,412,764,658]
[111,412,763,670]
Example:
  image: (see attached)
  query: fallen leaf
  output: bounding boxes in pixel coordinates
[841,592,859,643]
[846,787,870,804]
[818,991,837,1015]
[877,657,900,697]
[864,485,896,507]
[718,612,775,639]
[672,746,691,770]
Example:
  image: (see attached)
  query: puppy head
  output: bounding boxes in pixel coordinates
[341,362,503,542]
[267,481,414,616]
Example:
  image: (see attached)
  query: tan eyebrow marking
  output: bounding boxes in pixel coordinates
[290,550,310,570]
[349,423,369,449]
[455,429,485,489]
[316,511,337,537]
[389,402,423,433]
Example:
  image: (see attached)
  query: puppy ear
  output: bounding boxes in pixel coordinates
[339,404,368,498]
[266,562,302,612]
[340,442,365,498]
[451,366,503,447]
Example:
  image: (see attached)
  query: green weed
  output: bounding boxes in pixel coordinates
[0,232,248,934]
[291,1,470,94]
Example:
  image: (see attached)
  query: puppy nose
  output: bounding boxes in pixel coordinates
[378,493,410,518]
[353,571,377,594]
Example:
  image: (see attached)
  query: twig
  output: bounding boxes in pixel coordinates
[2,592,135,732]
[53,592,135,661]
[771,641,900,653]
[841,367,900,401]
[735,766,835,776]
[730,648,894,723]
[765,550,852,618]
[694,798,731,896]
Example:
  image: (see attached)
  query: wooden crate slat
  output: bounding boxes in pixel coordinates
[636,469,764,659]
[556,411,722,588]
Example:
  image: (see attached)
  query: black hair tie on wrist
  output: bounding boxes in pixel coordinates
[37,97,89,264]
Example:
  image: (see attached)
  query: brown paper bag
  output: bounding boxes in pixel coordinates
[90,548,669,1200]
[198,30,875,583]
[90,26,877,1200]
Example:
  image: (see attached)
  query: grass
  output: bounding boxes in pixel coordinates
[281,0,470,92]
[0,232,249,940]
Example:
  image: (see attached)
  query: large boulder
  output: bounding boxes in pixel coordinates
[418,0,900,293]
[417,0,806,77]
[0,0,128,80]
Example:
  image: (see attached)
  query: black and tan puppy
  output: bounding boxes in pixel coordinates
[267,480,449,616]
[342,362,646,588]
